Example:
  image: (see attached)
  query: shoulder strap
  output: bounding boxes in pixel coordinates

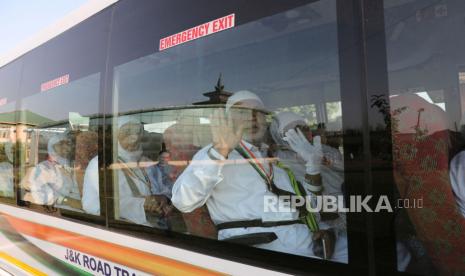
[118,160,142,197]
[234,146,294,196]
[276,161,319,232]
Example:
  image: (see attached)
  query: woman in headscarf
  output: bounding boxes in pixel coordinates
[0,142,14,198]
[115,116,172,228]
[23,133,82,211]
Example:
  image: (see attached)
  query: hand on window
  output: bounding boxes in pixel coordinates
[144,195,161,214]
[284,129,323,175]
[144,195,170,216]
[210,108,244,158]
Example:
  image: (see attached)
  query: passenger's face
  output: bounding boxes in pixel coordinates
[118,123,142,151]
[159,152,170,165]
[53,139,72,159]
[230,107,267,143]
[294,125,312,142]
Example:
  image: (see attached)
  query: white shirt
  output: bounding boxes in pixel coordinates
[450,151,465,216]
[172,141,348,262]
[23,160,81,211]
[0,162,14,198]
[82,156,100,215]
[116,156,154,226]
[275,144,344,196]
[275,145,346,231]
[172,141,298,224]
[83,156,171,226]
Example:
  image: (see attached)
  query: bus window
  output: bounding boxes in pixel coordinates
[384,0,465,274]
[0,60,22,202]
[110,0,348,263]
[13,8,110,220]
[18,73,100,217]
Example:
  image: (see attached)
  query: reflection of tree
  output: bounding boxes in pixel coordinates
[370,95,391,129]
[370,94,395,161]
[326,102,341,122]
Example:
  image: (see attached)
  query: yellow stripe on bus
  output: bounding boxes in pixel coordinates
[0,251,47,276]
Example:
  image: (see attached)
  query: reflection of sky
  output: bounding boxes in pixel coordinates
[115,1,340,114]
[0,0,88,56]
[0,101,17,114]
[384,0,465,128]
[21,73,100,122]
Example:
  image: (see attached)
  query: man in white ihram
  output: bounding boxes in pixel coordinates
[172,91,347,262]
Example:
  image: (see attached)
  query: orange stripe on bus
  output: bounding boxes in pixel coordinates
[4,214,225,276]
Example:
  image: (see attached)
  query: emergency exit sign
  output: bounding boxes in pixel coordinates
[159,14,235,51]
[41,74,70,92]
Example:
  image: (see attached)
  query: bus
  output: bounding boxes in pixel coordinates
[0,0,463,275]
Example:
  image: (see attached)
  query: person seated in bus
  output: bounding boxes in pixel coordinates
[82,155,99,215]
[151,150,176,198]
[171,91,348,262]
[0,142,14,198]
[270,112,344,192]
[22,133,82,211]
[269,111,346,231]
[113,117,173,228]
[163,122,201,179]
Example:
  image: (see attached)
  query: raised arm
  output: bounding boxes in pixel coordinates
[171,147,225,213]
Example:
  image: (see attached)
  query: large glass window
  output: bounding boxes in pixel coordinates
[15,9,110,220]
[384,0,465,274]
[110,0,349,264]
[19,73,100,216]
[0,60,23,202]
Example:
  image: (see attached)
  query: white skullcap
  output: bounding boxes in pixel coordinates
[47,133,72,166]
[273,112,306,135]
[225,90,266,113]
[48,133,70,152]
[270,111,307,145]
[117,116,142,129]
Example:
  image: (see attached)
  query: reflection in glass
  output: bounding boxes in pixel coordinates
[22,133,82,211]
[17,73,101,217]
[113,116,173,228]
[385,0,465,273]
[112,0,347,261]
[0,141,14,198]
[171,91,348,262]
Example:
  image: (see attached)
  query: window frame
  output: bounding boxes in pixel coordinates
[0,0,409,274]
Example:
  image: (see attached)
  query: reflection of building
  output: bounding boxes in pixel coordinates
[193,75,232,105]
[0,110,54,143]
[0,110,54,165]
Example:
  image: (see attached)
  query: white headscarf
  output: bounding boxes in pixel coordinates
[48,134,71,167]
[117,116,143,162]
[270,111,307,146]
